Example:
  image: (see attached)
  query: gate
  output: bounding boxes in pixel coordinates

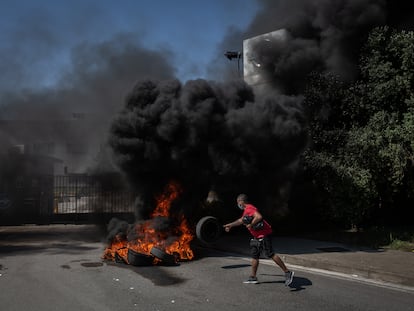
[0,173,135,225]
[53,174,135,222]
[0,174,54,225]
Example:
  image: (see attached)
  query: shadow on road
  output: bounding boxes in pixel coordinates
[289,276,313,292]
[106,261,186,286]
[260,273,313,292]
[221,264,251,269]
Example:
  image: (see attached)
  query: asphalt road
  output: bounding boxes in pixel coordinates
[0,225,413,311]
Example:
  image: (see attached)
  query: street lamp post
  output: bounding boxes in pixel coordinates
[224,51,242,77]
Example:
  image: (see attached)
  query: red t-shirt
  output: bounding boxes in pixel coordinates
[242,203,272,238]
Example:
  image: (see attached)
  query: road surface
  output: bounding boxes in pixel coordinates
[0,225,412,311]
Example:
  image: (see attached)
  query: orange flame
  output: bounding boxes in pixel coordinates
[102,234,128,261]
[103,181,195,263]
[152,181,181,218]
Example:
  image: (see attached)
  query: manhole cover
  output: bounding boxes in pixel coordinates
[316,247,350,252]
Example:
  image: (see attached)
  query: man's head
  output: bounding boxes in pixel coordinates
[236,193,248,210]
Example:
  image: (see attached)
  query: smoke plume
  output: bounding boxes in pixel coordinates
[112,0,414,219]
[0,34,176,172]
[213,0,414,92]
[109,78,307,219]
[2,0,413,222]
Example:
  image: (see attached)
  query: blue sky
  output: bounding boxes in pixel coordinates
[0,0,260,90]
[1,0,406,115]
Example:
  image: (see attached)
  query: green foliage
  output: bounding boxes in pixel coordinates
[357,26,414,118]
[388,239,414,252]
[303,26,414,227]
[304,73,349,152]
[303,150,375,225]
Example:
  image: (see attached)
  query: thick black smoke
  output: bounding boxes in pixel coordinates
[3,0,413,223]
[112,0,414,220]
[212,0,414,93]
[109,78,307,219]
[0,34,176,172]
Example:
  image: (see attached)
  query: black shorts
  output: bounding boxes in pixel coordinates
[249,235,274,259]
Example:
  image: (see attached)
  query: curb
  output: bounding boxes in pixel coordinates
[206,243,414,292]
[281,255,414,292]
[280,254,414,288]
[279,262,414,293]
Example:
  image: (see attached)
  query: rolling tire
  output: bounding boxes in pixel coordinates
[196,216,222,245]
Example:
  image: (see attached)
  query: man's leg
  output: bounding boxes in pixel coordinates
[264,236,294,286]
[262,236,289,272]
[271,255,294,286]
[243,239,261,283]
[251,257,259,277]
[271,254,288,272]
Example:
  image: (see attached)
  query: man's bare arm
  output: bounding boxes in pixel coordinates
[223,218,243,232]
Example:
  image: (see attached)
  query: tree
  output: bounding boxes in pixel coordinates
[303,26,414,228]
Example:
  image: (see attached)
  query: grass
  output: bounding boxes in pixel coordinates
[386,231,414,252]
[297,226,414,252]
[388,239,414,252]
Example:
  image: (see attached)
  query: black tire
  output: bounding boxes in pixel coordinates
[150,247,177,265]
[115,251,127,264]
[127,249,154,266]
[196,216,222,245]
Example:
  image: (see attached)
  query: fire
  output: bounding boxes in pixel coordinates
[102,234,128,260]
[103,181,195,264]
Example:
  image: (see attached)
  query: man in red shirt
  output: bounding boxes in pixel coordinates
[223,194,294,285]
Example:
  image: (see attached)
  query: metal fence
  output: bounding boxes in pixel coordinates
[53,175,135,215]
[0,174,135,224]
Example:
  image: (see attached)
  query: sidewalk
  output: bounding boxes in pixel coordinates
[210,232,414,290]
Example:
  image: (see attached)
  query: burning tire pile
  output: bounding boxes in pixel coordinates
[102,181,222,267]
[104,216,222,266]
[103,221,193,266]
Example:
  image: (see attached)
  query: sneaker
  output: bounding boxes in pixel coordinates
[243,276,259,284]
[285,271,294,286]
